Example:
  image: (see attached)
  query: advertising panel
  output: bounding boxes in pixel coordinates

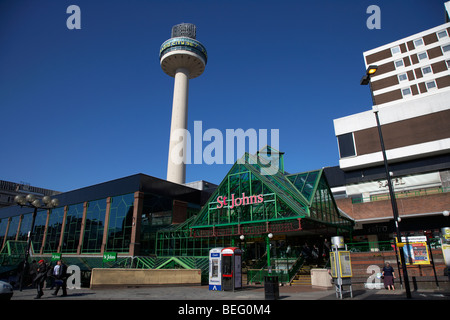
[402,242,430,265]
[338,251,353,277]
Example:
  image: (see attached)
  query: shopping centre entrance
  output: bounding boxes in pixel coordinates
[155,147,354,283]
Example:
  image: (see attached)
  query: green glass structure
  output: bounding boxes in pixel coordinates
[156,147,354,257]
[0,148,354,285]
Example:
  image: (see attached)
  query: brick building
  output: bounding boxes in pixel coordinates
[330,3,450,245]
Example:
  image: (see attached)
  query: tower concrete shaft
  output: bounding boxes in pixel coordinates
[167,68,189,184]
[159,23,207,184]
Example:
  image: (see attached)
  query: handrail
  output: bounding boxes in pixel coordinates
[288,255,305,284]
[351,186,449,204]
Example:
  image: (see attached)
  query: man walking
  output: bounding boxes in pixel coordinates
[34,260,48,299]
[52,260,68,297]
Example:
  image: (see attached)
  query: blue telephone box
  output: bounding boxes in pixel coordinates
[209,247,223,290]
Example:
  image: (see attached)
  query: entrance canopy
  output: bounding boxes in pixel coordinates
[189,147,354,238]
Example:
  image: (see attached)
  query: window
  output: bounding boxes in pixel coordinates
[425,80,437,91]
[413,38,424,48]
[391,46,401,55]
[398,73,408,82]
[43,207,65,253]
[82,198,107,254]
[437,30,448,39]
[402,87,412,97]
[337,133,356,158]
[418,51,428,61]
[421,65,432,75]
[446,60,450,69]
[62,203,84,253]
[395,59,404,68]
[106,193,134,253]
[442,44,450,54]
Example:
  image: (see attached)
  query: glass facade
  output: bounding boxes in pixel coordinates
[17,213,32,242]
[43,207,65,253]
[31,210,48,254]
[105,193,134,253]
[6,216,20,242]
[0,155,350,262]
[82,198,107,253]
[62,203,84,253]
[0,193,140,256]
[0,218,8,249]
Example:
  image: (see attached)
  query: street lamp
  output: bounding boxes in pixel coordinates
[266,233,273,273]
[360,65,412,299]
[14,194,59,291]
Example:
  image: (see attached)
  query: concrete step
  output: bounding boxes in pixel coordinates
[291,275,311,286]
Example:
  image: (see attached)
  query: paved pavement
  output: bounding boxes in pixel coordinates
[6,284,449,319]
[8,284,450,301]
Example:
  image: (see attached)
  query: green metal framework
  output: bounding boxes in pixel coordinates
[156,147,353,256]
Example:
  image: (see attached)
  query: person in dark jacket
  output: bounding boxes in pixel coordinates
[52,260,68,297]
[34,260,48,299]
[382,262,396,290]
[29,260,38,288]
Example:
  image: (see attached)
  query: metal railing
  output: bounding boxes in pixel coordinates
[351,186,449,204]
[247,255,305,284]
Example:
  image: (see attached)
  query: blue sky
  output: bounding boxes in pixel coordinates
[0,0,447,192]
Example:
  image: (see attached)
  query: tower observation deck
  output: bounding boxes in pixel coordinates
[160,23,207,184]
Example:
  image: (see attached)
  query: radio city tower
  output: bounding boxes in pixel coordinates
[159,23,207,184]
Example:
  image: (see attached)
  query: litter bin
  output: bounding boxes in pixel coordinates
[264,276,279,300]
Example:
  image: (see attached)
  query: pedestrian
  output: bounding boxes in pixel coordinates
[301,242,311,263]
[382,262,396,290]
[29,260,38,288]
[34,259,48,299]
[52,260,68,297]
[323,238,331,258]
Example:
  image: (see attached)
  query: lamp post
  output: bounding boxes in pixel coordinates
[266,233,273,273]
[360,65,412,299]
[14,194,59,291]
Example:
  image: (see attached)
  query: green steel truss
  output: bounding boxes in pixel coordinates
[188,150,353,237]
[156,147,354,250]
[155,147,353,256]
